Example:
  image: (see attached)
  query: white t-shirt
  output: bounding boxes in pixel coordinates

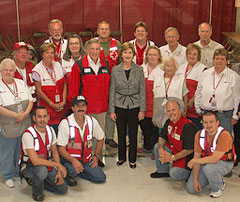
[22,125,57,154]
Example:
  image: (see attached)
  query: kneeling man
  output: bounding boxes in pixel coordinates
[57,96,106,186]
[150,100,197,181]
[19,106,67,201]
[186,111,234,198]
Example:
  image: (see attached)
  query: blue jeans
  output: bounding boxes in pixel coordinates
[0,132,21,181]
[22,165,67,195]
[216,110,233,134]
[154,143,191,181]
[186,160,234,193]
[61,158,106,183]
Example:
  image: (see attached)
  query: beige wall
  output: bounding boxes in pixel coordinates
[236,8,240,32]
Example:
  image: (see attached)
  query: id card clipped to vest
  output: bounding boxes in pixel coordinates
[87,139,93,148]
[55,94,60,103]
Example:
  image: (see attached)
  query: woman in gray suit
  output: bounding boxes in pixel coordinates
[109,42,146,168]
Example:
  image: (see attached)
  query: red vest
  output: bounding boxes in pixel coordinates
[66,116,93,163]
[14,61,37,109]
[73,55,111,114]
[145,78,154,117]
[98,37,119,72]
[166,116,193,168]
[199,127,235,162]
[19,125,53,171]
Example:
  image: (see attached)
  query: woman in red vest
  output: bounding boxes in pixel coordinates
[32,43,67,134]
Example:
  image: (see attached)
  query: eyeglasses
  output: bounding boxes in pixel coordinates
[50,28,62,32]
[69,42,80,46]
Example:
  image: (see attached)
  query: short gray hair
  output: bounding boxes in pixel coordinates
[165,27,179,37]
[85,38,101,49]
[0,58,16,72]
[161,56,179,72]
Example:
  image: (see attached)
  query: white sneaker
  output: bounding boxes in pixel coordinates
[210,189,222,198]
[5,179,15,188]
[210,181,225,198]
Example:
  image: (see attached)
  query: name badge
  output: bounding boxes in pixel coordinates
[88,139,93,148]
[55,94,60,103]
[174,133,180,141]
[84,68,91,73]
[162,98,168,107]
[17,103,23,112]
[211,101,217,111]
[102,69,108,73]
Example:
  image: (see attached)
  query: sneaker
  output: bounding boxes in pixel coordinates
[66,177,77,186]
[5,179,14,188]
[32,193,45,201]
[105,138,118,148]
[137,147,152,153]
[151,153,155,160]
[210,181,225,198]
[150,171,170,178]
[210,189,222,198]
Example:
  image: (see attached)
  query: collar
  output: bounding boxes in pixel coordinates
[87,55,100,67]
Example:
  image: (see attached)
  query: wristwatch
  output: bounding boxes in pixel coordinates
[94,154,99,159]
[171,155,175,162]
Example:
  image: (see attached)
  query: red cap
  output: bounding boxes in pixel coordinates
[14,42,29,51]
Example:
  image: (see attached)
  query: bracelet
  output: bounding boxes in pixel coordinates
[94,154,99,159]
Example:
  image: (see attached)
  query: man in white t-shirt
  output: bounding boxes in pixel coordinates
[57,95,106,186]
[20,106,67,201]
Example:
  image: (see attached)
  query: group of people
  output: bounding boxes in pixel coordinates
[0,18,240,201]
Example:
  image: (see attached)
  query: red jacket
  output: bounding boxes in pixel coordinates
[66,116,93,163]
[68,55,111,114]
[14,61,37,110]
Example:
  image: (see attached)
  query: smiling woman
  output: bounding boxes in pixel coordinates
[109,42,146,168]
[0,58,33,188]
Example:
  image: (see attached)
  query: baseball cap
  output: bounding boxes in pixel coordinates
[14,42,29,51]
[72,95,88,106]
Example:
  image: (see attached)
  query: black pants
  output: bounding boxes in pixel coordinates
[115,107,139,163]
[234,119,240,163]
[139,117,159,150]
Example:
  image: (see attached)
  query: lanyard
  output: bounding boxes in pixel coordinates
[185,64,193,78]
[204,133,211,155]
[213,72,224,92]
[165,75,174,97]
[42,61,57,84]
[16,66,27,84]
[2,79,18,98]
[71,55,81,62]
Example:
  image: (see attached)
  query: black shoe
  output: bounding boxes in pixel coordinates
[129,163,136,169]
[98,159,105,167]
[66,177,77,186]
[25,177,33,186]
[105,138,118,148]
[32,193,45,201]
[150,171,170,178]
[116,160,126,166]
[224,170,232,178]
[234,161,238,167]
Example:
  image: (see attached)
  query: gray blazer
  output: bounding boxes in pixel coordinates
[109,62,146,112]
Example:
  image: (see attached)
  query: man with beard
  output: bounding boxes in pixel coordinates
[57,96,106,186]
[150,100,197,182]
[38,19,67,63]
[186,111,234,198]
[19,106,67,201]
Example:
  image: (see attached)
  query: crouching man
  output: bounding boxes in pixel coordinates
[57,96,106,186]
[186,111,235,198]
[150,100,197,181]
[19,106,67,201]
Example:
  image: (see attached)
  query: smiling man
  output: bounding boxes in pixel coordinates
[38,19,67,63]
[186,111,235,198]
[150,100,197,182]
[194,22,224,68]
[19,106,67,201]
[57,95,106,186]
